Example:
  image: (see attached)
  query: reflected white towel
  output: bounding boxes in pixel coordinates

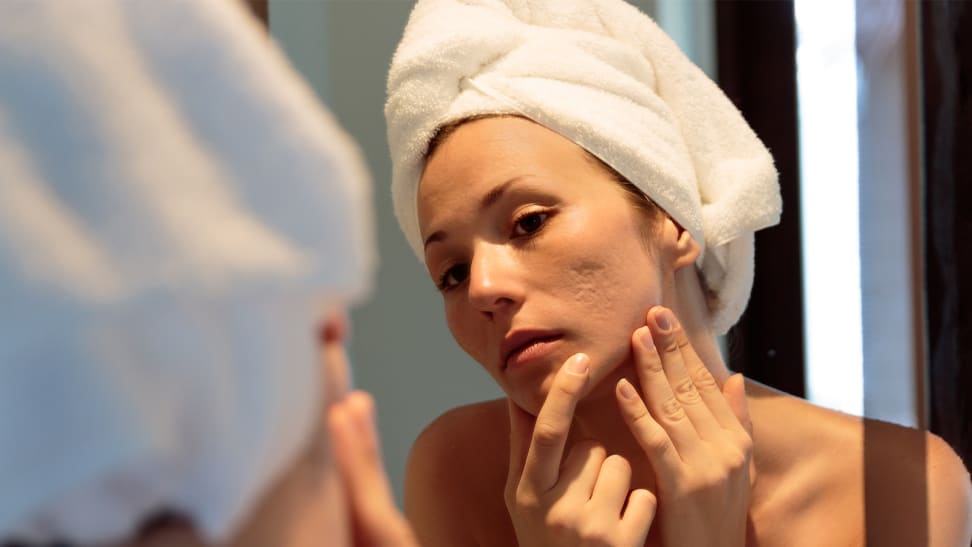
[0,0,374,544]
[386,0,781,334]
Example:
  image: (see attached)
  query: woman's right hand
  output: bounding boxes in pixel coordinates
[505,353,657,546]
[614,307,753,547]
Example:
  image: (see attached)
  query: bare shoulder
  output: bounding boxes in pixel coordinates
[854,416,970,546]
[746,381,971,546]
[924,431,972,546]
[404,398,514,547]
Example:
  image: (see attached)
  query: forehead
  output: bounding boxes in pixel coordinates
[417,117,599,227]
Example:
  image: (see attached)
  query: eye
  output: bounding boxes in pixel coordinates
[512,211,549,237]
[437,263,470,291]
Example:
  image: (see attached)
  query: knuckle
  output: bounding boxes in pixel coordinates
[640,353,664,373]
[661,337,681,355]
[691,366,719,391]
[675,335,693,351]
[513,488,541,512]
[532,419,566,447]
[631,405,653,430]
[673,378,701,404]
[660,396,686,422]
[724,446,751,473]
[545,505,574,532]
[642,428,674,459]
[727,454,747,475]
[602,454,631,475]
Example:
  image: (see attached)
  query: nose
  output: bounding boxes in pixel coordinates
[468,243,523,317]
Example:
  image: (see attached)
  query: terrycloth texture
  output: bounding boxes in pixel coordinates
[386,0,782,334]
[0,0,374,544]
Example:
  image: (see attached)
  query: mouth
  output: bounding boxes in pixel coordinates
[501,330,564,370]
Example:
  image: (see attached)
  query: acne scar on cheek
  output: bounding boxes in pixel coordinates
[565,258,607,303]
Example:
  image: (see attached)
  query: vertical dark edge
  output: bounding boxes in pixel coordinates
[860,5,928,545]
[904,0,928,433]
[717,1,805,397]
[922,0,972,469]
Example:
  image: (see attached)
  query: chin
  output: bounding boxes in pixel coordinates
[584,351,636,400]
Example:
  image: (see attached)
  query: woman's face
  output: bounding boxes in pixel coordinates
[418,117,681,414]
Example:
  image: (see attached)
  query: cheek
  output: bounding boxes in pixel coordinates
[553,228,662,360]
[444,301,486,363]
[554,231,658,313]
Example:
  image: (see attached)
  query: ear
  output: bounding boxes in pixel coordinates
[671,222,701,271]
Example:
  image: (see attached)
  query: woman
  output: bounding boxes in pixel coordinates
[384,1,972,546]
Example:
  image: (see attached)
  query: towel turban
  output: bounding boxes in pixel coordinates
[386,0,782,334]
[0,0,374,543]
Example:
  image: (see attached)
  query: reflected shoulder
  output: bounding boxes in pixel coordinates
[404,398,512,547]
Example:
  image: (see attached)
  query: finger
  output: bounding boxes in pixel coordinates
[505,397,536,500]
[588,454,633,519]
[328,392,389,505]
[320,310,351,405]
[722,373,753,439]
[619,489,656,546]
[616,378,682,479]
[654,310,747,434]
[555,441,607,503]
[630,325,700,455]
[328,391,418,546]
[521,353,590,494]
[646,307,722,441]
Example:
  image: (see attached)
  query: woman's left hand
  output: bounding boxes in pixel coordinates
[321,313,420,547]
[614,306,753,547]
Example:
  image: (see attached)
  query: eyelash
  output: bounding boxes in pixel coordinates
[511,209,550,238]
[437,263,468,292]
[435,209,553,292]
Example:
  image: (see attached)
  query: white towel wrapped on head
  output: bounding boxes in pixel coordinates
[0,0,374,543]
[385,0,782,334]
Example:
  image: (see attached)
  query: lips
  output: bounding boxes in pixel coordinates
[501,330,563,370]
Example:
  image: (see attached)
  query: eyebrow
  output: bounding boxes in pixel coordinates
[422,177,523,250]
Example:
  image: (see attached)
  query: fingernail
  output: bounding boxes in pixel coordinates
[566,353,590,375]
[638,326,655,351]
[655,309,672,332]
[319,309,348,344]
[617,379,637,400]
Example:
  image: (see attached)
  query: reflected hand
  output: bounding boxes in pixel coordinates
[321,314,419,547]
[505,354,656,546]
[615,306,753,547]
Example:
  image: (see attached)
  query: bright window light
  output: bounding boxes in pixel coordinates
[795,0,863,415]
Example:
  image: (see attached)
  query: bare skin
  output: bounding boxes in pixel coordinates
[407,116,972,547]
[407,375,971,547]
